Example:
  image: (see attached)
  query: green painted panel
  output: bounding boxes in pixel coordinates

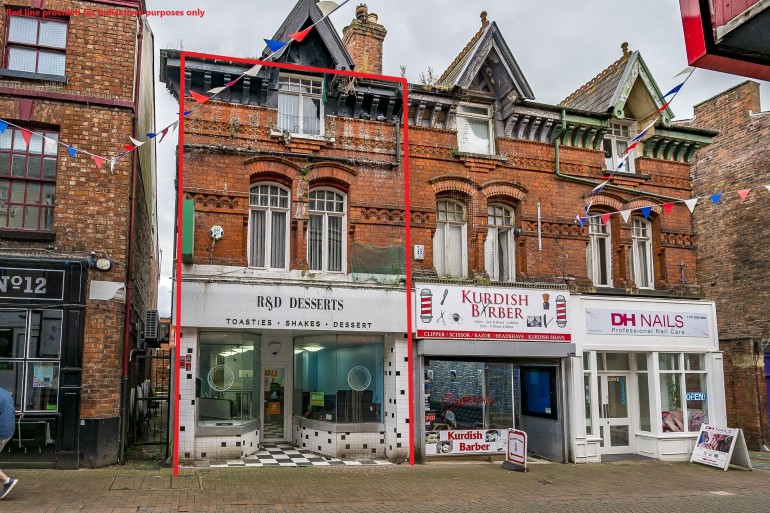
[182,199,194,264]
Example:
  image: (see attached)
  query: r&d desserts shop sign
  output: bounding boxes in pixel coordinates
[415,284,570,341]
[585,308,710,337]
[425,429,506,455]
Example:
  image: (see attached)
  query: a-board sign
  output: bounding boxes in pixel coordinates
[690,424,752,471]
[502,429,527,472]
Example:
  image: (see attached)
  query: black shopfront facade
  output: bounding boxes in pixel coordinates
[0,258,86,469]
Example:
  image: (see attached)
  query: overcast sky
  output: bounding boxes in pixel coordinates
[146,0,770,316]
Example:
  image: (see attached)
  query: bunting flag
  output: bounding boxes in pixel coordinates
[675,66,695,77]
[641,206,652,219]
[91,155,104,171]
[170,120,180,133]
[123,145,136,151]
[207,86,227,95]
[737,188,751,201]
[317,1,339,17]
[183,110,193,116]
[189,91,211,104]
[600,213,611,225]
[655,100,672,114]
[663,202,674,215]
[765,185,770,193]
[225,78,239,87]
[620,209,632,223]
[129,137,145,147]
[109,158,116,175]
[244,64,262,77]
[661,82,685,99]
[20,128,33,146]
[578,216,587,227]
[66,146,78,159]
[146,132,157,139]
[0,120,7,133]
[289,26,314,43]
[264,39,288,53]
[684,198,698,213]
[710,193,722,204]
[158,127,170,144]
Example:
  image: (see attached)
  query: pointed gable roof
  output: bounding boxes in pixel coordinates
[437,12,534,101]
[560,43,672,120]
[264,0,354,70]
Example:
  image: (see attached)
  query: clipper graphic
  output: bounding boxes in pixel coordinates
[420,288,433,323]
[555,295,567,328]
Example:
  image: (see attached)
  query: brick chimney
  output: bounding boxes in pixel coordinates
[342,4,387,75]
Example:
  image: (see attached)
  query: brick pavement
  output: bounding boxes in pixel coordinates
[2,457,770,512]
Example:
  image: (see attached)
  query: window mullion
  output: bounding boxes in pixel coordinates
[264,208,272,268]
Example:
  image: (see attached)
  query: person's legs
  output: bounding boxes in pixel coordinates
[0,468,7,482]
[0,437,17,500]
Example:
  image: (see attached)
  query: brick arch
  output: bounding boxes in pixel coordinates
[588,193,624,213]
[479,181,527,202]
[305,162,357,191]
[244,157,300,187]
[624,197,663,216]
[429,175,477,198]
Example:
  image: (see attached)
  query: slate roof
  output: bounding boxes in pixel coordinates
[560,49,635,113]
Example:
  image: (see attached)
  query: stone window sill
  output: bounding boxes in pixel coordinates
[0,229,55,242]
[0,69,67,84]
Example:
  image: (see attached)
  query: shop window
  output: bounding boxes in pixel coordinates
[278,74,323,136]
[636,353,651,432]
[603,121,635,173]
[197,332,260,427]
[456,103,493,155]
[0,126,58,232]
[521,366,558,420]
[294,335,383,424]
[248,183,289,269]
[485,204,515,282]
[587,216,612,287]
[659,352,708,433]
[434,200,467,278]
[583,354,593,436]
[5,15,68,76]
[0,309,62,412]
[630,218,653,289]
[307,189,346,273]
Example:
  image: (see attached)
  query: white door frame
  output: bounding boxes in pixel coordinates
[261,364,290,442]
[598,371,635,455]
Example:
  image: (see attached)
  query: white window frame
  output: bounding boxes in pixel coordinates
[248,182,290,270]
[603,121,636,173]
[656,353,708,434]
[485,204,515,282]
[587,216,612,287]
[456,103,494,155]
[631,218,654,289]
[433,199,468,278]
[307,188,347,273]
[278,74,324,136]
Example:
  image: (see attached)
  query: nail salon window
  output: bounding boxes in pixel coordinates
[197,331,261,427]
[294,335,383,424]
[0,309,62,412]
[659,353,708,433]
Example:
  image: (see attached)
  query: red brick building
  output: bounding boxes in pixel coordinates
[681,81,770,449]
[0,0,158,468]
[163,1,725,465]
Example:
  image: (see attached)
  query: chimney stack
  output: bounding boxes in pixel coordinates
[342,4,387,75]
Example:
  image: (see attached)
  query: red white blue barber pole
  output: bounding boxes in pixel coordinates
[502,428,527,472]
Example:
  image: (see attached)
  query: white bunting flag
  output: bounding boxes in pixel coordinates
[317,1,339,17]
[675,66,695,77]
[684,198,698,213]
[619,209,632,223]
[207,86,227,95]
[244,64,262,77]
[170,120,180,133]
[765,185,770,192]
[129,137,145,147]
[109,158,116,175]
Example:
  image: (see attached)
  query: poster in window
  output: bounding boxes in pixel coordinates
[33,363,55,387]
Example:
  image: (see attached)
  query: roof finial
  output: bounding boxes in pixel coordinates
[480,11,489,27]
[621,42,630,57]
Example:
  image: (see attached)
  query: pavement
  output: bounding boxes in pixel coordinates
[2,453,770,512]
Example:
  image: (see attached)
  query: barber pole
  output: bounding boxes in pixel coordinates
[420,288,433,323]
[556,295,567,328]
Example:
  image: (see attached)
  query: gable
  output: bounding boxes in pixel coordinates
[264,0,354,70]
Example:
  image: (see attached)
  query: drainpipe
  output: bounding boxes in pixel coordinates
[118,14,143,464]
[554,109,681,202]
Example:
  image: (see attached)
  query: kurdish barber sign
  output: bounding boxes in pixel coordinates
[415,284,570,341]
[585,308,710,337]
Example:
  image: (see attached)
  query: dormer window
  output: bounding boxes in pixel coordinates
[456,103,493,155]
[278,75,324,136]
[603,122,635,173]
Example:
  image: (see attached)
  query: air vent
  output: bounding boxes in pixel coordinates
[145,309,159,340]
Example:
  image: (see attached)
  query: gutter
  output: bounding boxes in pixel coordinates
[553,109,682,202]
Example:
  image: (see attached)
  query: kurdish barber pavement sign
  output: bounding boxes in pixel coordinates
[416,284,570,341]
[585,308,710,337]
[425,428,506,455]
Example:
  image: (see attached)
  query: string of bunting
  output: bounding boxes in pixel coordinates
[0,0,349,174]
[577,183,770,227]
[579,66,696,219]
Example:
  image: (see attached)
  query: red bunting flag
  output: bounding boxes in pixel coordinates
[737,188,752,201]
[663,202,674,215]
[289,26,313,42]
[123,145,136,151]
[655,100,672,114]
[600,213,611,225]
[91,155,104,170]
[190,91,211,104]
[20,128,33,146]
[158,127,170,143]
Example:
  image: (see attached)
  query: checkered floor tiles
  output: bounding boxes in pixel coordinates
[207,443,393,468]
[261,419,285,440]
